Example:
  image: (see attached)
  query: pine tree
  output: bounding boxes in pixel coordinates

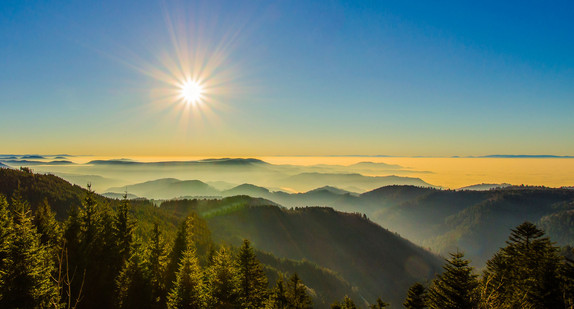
[34,198,62,257]
[427,252,478,309]
[331,295,358,309]
[286,273,313,309]
[266,276,289,309]
[114,195,135,264]
[236,239,268,308]
[403,282,427,309]
[0,195,14,301]
[146,223,169,308]
[167,248,206,309]
[482,222,565,308]
[76,185,117,308]
[369,297,389,309]
[116,243,152,309]
[0,192,59,308]
[206,246,239,308]
[80,184,100,248]
[166,215,197,291]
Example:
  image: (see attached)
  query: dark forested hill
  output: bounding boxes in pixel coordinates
[363,186,574,265]
[200,203,443,306]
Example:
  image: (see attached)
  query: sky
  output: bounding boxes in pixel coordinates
[1,0,573,157]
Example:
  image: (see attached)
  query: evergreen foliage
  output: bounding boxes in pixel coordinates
[286,273,313,309]
[167,248,206,309]
[116,245,152,309]
[403,282,427,309]
[267,276,289,309]
[331,295,357,309]
[206,246,239,308]
[34,198,62,251]
[482,221,567,308]
[0,195,13,302]
[114,194,135,264]
[266,273,314,309]
[4,169,574,308]
[237,239,269,308]
[146,223,169,308]
[427,252,479,309]
[0,191,59,308]
[369,297,389,308]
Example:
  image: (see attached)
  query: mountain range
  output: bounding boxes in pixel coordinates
[0,168,443,307]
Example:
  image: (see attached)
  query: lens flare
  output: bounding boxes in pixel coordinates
[180,79,204,105]
[117,1,250,133]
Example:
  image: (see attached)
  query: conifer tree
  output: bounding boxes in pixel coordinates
[206,246,239,308]
[34,198,62,256]
[80,185,99,248]
[0,192,59,308]
[76,185,117,308]
[369,297,389,308]
[116,243,152,309]
[482,222,566,308]
[403,282,427,309]
[286,273,313,309]
[331,295,358,309]
[166,215,195,291]
[427,252,478,309]
[0,195,13,300]
[146,223,169,308]
[167,248,206,309]
[114,195,135,264]
[266,276,289,309]
[236,239,268,308]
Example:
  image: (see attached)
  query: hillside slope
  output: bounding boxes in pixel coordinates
[202,204,443,306]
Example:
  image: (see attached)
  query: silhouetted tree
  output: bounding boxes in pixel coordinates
[116,245,152,309]
[369,297,389,308]
[331,295,358,309]
[403,282,427,309]
[0,195,13,301]
[236,239,268,308]
[482,222,566,308]
[266,276,289,309]
[114,195,135,264]
[286,273,313,309]
[427,252,478,309]
[206,246,239,308]
[167,248,206,309]
[0,191,58,307]
[146,223,169,308]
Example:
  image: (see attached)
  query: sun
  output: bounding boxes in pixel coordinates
[180,79,203,104]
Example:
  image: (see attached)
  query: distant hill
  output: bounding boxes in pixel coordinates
[21,155,45,159]
[2,159,75,165]
[365,186,574,265]
[51,172,125,192]
[107,178,220,199]
[0,162,9,168]
[283,172,434,192]
[89,158,268,166]
[101,192,139,199]
[222,183,271,197]
[348,161,402,169]
[457,183,512,191]
[306,185,358,195]
[106,179,363,210]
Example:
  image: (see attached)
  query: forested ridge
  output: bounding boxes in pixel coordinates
[1,167,573,308]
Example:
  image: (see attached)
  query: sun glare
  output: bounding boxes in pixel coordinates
[180,79,203,104]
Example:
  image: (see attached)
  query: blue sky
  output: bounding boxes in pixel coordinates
[1,0,573,156]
